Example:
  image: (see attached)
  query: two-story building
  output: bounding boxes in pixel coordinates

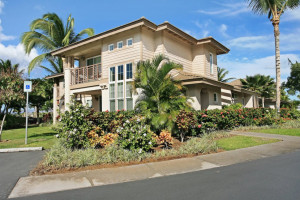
[46,17,259,123]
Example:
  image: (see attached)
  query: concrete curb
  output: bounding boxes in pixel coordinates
[8,132,300,198]
[0,147,43,153]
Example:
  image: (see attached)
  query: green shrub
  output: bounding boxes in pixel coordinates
[222,103,243,109]
[117,116,157,153]
[57,102,92,149]
[175,110,197,142]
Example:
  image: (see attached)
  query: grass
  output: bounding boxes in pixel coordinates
[217,135,279,151]
[0,126,57,149]
[252,128,300,137]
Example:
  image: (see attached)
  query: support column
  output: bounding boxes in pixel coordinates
[64,57,71,111]
[53,82,58,124]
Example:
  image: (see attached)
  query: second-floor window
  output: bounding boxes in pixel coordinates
[108,44,114,51]
[117,41,123,49]
[127,38,133,46]
[210,53,213,74]
[86,56,102,77]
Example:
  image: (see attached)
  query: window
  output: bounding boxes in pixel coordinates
[213,93,218,102]
[108,44,114,51]
[86,56,102,77]
[109,62,133,111]
[232,93,237,99]
[110,67,115,82]
[86,99,92,108]
[127,38,133,46]
[210,53,213,74]
[126,63,133,79]
[118,65,124,81]
[117,41,123,49]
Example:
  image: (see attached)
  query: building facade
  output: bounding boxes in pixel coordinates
[47,17,259,123]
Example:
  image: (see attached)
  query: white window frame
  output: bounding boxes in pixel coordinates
[86,55,101,66]
[117,41,123,49]
[108,44,114,51]
[210,53,213,74]
[213,93,218,102]
[108,62,134,111]
[127,38,133,46]
[109,66,116,111]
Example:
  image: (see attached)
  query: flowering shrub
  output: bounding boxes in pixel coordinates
[87,127,103,148]
[117,116,157,153]
[158,130,173,148]
[175,110,197,142]
[58,102,92,149]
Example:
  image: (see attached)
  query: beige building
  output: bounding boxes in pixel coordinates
[46,17,259,123]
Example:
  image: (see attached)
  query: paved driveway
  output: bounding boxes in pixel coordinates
[0,151,44,199]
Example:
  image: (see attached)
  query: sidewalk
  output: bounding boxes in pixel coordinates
[9,131,300,199]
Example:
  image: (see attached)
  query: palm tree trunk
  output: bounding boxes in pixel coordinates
[273,21,281,114]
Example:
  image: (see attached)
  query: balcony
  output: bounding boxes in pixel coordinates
[71,64,101,85]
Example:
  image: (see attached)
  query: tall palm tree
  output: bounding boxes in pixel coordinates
[133,55,191,131]
[241,74,275,107]
[0,59,24,76]
[21,13,94,74]
[247,0,300,112]
[217,67,235,82]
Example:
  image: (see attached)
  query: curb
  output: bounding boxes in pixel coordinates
[0,147,43,153]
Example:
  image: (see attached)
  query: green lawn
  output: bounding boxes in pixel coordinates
[0,126,57,149]
[217,135,279,151]
[252,128,300,137]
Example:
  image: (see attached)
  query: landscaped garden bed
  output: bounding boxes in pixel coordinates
[30,102,299,176]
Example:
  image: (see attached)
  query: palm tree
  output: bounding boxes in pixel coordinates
[241,74,275,107]
[217,67,235,82]
[0,59,24,76]
[21,13,94,74]
[133,55,191,131]
[247,0,300,112]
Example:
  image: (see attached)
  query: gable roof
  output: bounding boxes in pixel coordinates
[51,17,229,56]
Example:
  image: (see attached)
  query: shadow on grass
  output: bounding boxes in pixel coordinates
[28,132,57,138]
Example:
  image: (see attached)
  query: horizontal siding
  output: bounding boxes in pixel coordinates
[142,28,155,61]
[192,46,205,75]
[204,46,218,80]
[163,32,192,72]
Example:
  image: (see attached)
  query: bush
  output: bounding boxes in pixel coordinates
[57,102,92,149]
[175,110,196,142]
[158,130,173,148]
[117,116,157,153]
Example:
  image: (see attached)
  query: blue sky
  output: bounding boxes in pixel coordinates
[0,0,300,98]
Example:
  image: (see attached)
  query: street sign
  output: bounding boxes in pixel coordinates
[24,81,32,92]
[24,80,32,145]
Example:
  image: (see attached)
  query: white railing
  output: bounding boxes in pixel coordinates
[71,64,101,85]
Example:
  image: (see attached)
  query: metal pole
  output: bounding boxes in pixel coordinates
[25,91,29,145]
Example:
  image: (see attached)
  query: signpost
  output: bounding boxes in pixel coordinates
[24,81,32,145]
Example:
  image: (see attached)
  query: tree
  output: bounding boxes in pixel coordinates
[0,59,24,141]
[21,13,94,74]
[133,55,191,132]
[247,0,300,112]
[217,67,235,82]
[284,59,300,96]
[241,74,275,107]
[30,79,53,124]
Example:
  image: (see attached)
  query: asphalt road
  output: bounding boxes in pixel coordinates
[13,150,300,200]
[0,151,44,200]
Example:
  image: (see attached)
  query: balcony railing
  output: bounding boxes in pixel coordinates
[71,64,101,85]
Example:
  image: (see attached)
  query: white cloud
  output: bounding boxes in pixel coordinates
[197,2,249,16]
[282,7,300,21]
[0,43,38,72]
[227,29,300,52]
[219,24,228,37]
[0,0,4,14]
[219,54,300,80]
[0,19,15,41]
[194,20,211,38]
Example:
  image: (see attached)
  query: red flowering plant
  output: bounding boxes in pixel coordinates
[175,110,196,142]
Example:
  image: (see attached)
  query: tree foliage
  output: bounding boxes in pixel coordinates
[0,59,25,141]
[241,74,275,107]
[21,13,94,74]
[133,55,191,132]
[284,59,300,96]
[217,67,235,82]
